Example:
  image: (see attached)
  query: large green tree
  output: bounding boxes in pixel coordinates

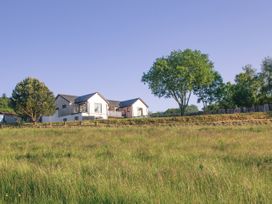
[11,77,55,122]
[232,65,262,107]
[142,49,214,115]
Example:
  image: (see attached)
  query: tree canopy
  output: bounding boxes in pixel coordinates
[194,71,224,109]
[11,77,55,122]
[142,49,214,115]
[260,57,272,103]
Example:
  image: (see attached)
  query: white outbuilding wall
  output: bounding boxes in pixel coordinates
[131,99,148,117]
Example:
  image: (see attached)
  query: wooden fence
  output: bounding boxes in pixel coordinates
[209,104,272,114]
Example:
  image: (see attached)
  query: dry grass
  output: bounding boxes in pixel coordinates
[2,112,272,129]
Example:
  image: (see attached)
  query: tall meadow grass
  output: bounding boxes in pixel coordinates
[0,126,271,203]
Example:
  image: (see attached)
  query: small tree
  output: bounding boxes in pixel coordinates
[260,57,272,102]
[142,49,214,115]
[11,77,55,122]
[0,94,14,113]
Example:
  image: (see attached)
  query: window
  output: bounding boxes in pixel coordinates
[62,104,67,109]
[94,103,102,113]
[79,103,87,113]
[74,116,79,121]
[137,108,143,116]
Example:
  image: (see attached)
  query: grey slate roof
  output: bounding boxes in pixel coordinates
[58,93,147,107]
[119,98,140,108]
[108,98,148,108]
[58,94,78,102]
[0,112,17,115]
[74,93,96,103]
[108,100,121,107]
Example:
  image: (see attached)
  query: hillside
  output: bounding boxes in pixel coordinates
[2,112,272,128]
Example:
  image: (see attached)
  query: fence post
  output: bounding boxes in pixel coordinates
[264,104,269,112]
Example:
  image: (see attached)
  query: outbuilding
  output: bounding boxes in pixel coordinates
[0,112,19,124]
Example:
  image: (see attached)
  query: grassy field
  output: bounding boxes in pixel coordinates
[0,125,271,203]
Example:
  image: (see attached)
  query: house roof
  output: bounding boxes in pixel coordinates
[119,98,139,108]
[57,93,147,107]
[75,92,109,104]
[0,112,17,116]
[58,94,78,103]
[108,98,149,108]
[74,93,96,103]
[108,100,121,107]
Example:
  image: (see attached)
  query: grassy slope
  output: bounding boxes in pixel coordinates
[3,112,272,128]
[0,126,271,203]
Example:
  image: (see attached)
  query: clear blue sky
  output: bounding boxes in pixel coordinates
[1,0,272,112]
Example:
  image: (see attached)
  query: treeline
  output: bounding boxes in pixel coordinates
[1,51,272,121]
[151,105,199,117]
[142,49,272,115]
[199,57,272,112]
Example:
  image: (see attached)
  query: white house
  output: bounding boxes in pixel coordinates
[42,92,109,122]
[42,92,148,122]
[108,98,149,118]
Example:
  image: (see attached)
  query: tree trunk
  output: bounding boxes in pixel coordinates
[179,105,186,116]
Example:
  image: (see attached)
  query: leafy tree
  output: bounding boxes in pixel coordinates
[194,71,224,109]
[260,57,272,102]
[11,77,55,122]
[142,49,214,115]
[0,94,14,113]
[218,82,236,109]
[232,65,262,107]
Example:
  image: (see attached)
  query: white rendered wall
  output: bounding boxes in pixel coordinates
[42,112,83,122]
[87,93,108,119]
[131,100,148,117]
